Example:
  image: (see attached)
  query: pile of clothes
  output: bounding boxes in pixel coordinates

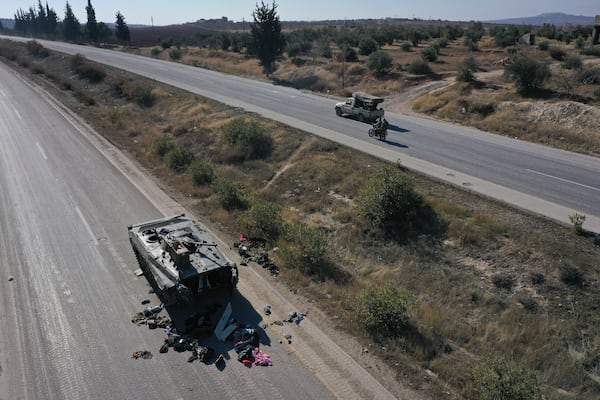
[233,327,272,367]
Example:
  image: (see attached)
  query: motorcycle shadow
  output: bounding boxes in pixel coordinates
[388,124,410,133]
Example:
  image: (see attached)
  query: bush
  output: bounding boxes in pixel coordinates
[278,223,329,276]
[549,46,566,61]
[457,55,477,82]
[160,39,173,49]
[166,146,195,172]
[407,59,432,75]
[504,55,550,95]
[150,47,162,56]
[580,46,600,57]
[537,41,549,51]
[188,158,215,186]
[436,37,448,48]
[367,50,393,76]
[575,37,585,49]
[578,67,600,84]
[468,354,543,400]
[356,283,416,337]
[216,180,248,211]
[357,165,423,234]
[421,46,438,62]
[26,40,49,57]
[153,137,174,157]
[358,37,378,56]
[241,202,284,241]
[169,49,182,60]
[562,54,582,70]
[400,42,412,52]
[70,53,106,83]
[337,46,358,62]
[560,265,584,287]
[463,37,478,51]
[132,85,155,107]
[222,118,273,160]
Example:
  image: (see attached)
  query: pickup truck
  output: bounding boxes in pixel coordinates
[335,92,384,123]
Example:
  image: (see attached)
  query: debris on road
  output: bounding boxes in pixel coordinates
[263,304,272,315]
[132,350,153,359]
[8,275,14,282]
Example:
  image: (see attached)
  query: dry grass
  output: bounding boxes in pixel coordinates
[3,38,600,399]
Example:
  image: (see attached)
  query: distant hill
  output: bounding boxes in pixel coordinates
[487,12,595,26]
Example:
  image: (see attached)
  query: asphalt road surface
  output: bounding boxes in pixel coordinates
[0,61,409,400]
[2,35,599,231]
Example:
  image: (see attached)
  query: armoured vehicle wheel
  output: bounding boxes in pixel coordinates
[335,107,342,116]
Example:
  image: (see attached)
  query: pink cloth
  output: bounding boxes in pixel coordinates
[253,348,273,366]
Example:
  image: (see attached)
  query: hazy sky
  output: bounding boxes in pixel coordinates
[1,0,599,25]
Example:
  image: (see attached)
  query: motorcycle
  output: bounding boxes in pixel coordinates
[368,123,387,141]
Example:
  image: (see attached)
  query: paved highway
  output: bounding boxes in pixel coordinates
[1,60,407,400]
[3,35,597,231]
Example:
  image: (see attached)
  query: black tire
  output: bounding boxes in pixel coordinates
[368,128,375,138]
[335,107,342,116]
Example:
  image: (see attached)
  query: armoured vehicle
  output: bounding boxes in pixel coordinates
[335,92,384,122]
[128,214,238,306]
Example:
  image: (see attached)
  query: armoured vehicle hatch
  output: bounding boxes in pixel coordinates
[128,214,238,306]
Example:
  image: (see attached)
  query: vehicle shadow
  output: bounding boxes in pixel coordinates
[388,124,409,133]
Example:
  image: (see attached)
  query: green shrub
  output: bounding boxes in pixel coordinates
[575,36,585,49]
[222,118,273,160]
[356,283,416,337]
[160,39,173,49]
[166,146,195,172]
[549,46,566,61]
[436,37,448,48]
[188,158,215,186]
[537,41,549,51]
[457,55,477,82]
[367,50,393,76]
[169,49,182,60]
[278,223,329,276]
[467,354,542,400]
[337,46,358,62]
[407,59,431,75]
[357,165,423,234]
[358,37,378,56]
[132,85,155,107]
[400,42,412,52]
[216,180,248,211]
[241,202,284,240]
[421,46,438,62]
[504,55,550,95]
[153,137,174,157]
[578,67,600,84]
[150,47,162,56]
[562,54,582,70]
[463,37,478,51]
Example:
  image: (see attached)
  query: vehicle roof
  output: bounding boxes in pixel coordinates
[352,92,384,103]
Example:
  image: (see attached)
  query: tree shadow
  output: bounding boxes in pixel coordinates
[381,139,408,149]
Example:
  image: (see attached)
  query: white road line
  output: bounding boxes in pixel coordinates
[74,207,98,246]
[0,88,6,97]
[526,169,600,192]
[36,142,48,160]
[13,107,22,120]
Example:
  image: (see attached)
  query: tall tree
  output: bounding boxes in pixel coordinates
[115,11,130,43]
[85,0,98,42]
[97,22,112,41]
[62,2,80,41]
[36,0,47,34]
[46,3,58,35]
[250,1,285,75]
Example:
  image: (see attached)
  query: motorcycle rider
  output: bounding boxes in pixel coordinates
[372,116,388,138]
